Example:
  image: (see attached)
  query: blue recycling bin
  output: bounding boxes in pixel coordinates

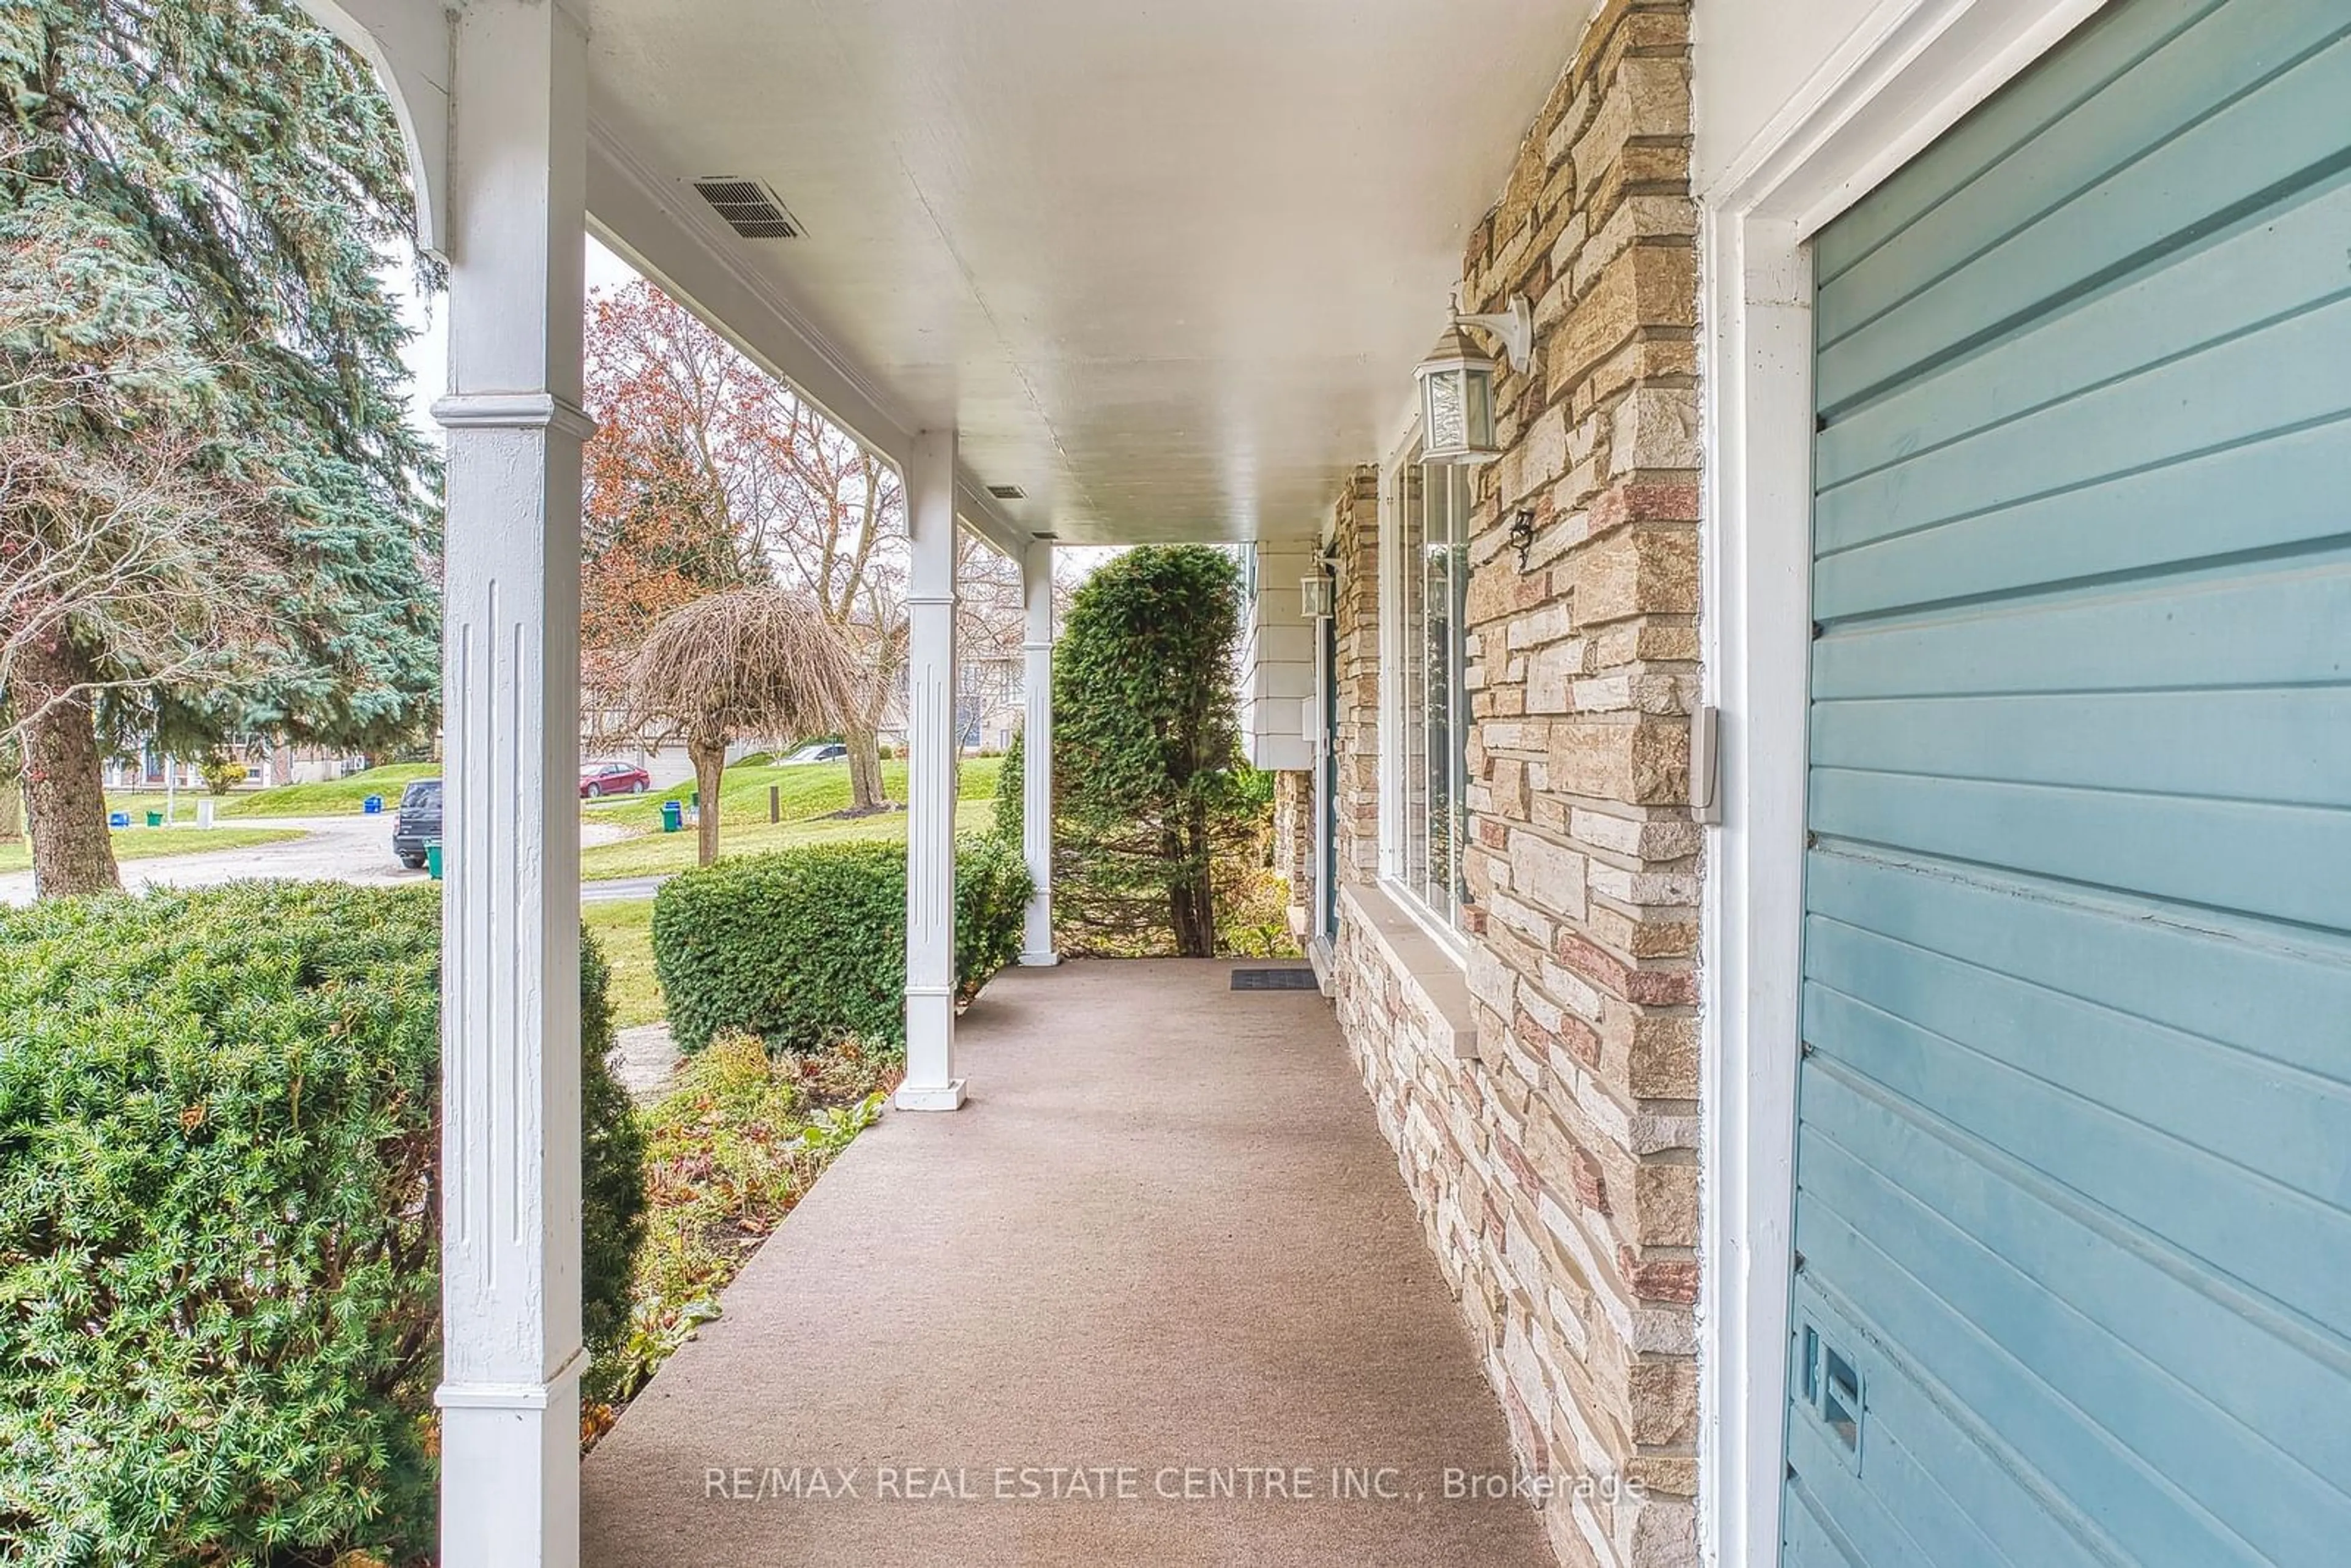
[362,793,384,814]
[108,811,131,829]
[661,799,684,834]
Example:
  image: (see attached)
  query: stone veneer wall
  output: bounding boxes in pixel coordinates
[1330,468,1382,889]
[1323,2,1701,1564]
[1271,768,1313,939]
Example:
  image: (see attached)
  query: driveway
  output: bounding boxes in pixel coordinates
[0,814,636,905]
[582,873,670,904]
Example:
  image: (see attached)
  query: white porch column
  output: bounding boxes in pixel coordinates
[898,430,963,1110]
[430,1,590,1563]
[1018,539,1058,966]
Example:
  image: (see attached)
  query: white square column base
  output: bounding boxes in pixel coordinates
[1018,951,1062,967]
[437,1361,582,1567]
[894,1079,968,1112]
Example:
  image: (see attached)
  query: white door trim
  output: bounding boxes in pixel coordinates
[1693,2,2109,1563]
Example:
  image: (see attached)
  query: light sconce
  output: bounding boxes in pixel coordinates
[1413,294,1533,465]
[1300,566,1335,620]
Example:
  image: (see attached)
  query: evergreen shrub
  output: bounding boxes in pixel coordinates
[0,883,644,1566]
[651,835,1032,1054]
[1051,546,1258,956]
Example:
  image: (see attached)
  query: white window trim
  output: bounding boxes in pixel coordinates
[1375,431,1473,969]
[1376,441,1407,890]
[1695,2,2109,1564]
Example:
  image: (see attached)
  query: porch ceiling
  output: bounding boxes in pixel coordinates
[583,0,1590,546]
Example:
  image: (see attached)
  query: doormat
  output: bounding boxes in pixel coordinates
[1230,967,1319,991]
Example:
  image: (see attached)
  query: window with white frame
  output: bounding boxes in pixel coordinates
[1387,450,1472,934]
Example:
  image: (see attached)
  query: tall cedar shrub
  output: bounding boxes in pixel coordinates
[0,883,645,1566]
[992,726,1024,842]
[651,835,1032,1054]
[1051,546,1255,956]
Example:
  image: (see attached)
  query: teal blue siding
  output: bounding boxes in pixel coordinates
[1788,0,2351,1561]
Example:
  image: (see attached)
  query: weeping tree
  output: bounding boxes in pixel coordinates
[1052,546,1257,957]
[606,587,855,866]
[0,0,442,897]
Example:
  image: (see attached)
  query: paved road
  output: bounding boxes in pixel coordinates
[580,874,670,904]
[0,814,636,905]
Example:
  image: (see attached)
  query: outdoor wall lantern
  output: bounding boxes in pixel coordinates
[1414,294,1532,465]
[1300,565,1335,620]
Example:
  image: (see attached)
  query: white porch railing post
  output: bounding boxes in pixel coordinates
[898,430,964,1110]
[430,0,590,1562]
[1018,539,1059,966]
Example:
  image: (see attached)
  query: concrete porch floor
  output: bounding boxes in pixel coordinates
[581,958,1552,1567]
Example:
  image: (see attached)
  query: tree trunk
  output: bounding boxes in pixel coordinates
[1165,798,1217,958]
[689,735,726,867]
[10,635,121,898]
[844,719,888,814]
[0,735,21,842]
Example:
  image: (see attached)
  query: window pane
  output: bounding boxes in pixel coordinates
[1392,456,1474,934]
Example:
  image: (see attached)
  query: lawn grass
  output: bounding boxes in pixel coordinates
[585,756,1000,831]
[583,899,663,1030]
[578,762,1000,881]
[103,792,215,823]
[579,796,993,880]
[0,824,307,874]
[105,790,288,823]
[221,763,438,819]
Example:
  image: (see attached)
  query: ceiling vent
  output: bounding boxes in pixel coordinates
[986,484,1027,501]
[692,177,803,239]
[1031,530,1059,541]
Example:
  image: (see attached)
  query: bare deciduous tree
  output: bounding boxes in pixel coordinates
[762,397,908,812]
[954,536,1027,749]
[0,374,272,893]
[585,281,929,812]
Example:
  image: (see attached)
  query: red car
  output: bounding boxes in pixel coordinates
[580,761,652,798]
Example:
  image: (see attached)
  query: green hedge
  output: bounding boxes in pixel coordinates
[653,833,1033,1055]
[994,727,1025,843]
[0,883,645,1567]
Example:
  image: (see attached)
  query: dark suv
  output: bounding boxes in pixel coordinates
[392,778,442,869]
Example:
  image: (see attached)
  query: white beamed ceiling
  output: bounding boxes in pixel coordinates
[585,0,1591,544]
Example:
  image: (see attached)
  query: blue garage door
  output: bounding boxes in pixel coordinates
[1787,1,2351,1563]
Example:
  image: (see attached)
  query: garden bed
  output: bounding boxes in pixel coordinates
[582,1035,900,1441]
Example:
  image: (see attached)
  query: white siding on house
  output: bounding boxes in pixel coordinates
[1238,540,1318,773]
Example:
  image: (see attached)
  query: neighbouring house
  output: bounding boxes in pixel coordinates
[261,745,377,786]
[871,655,1024,754]
[99,742,367,790]
[302,0,2348,1563]
[99,750,209,793]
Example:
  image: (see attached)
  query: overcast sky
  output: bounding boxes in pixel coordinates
[395,234,640,441]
